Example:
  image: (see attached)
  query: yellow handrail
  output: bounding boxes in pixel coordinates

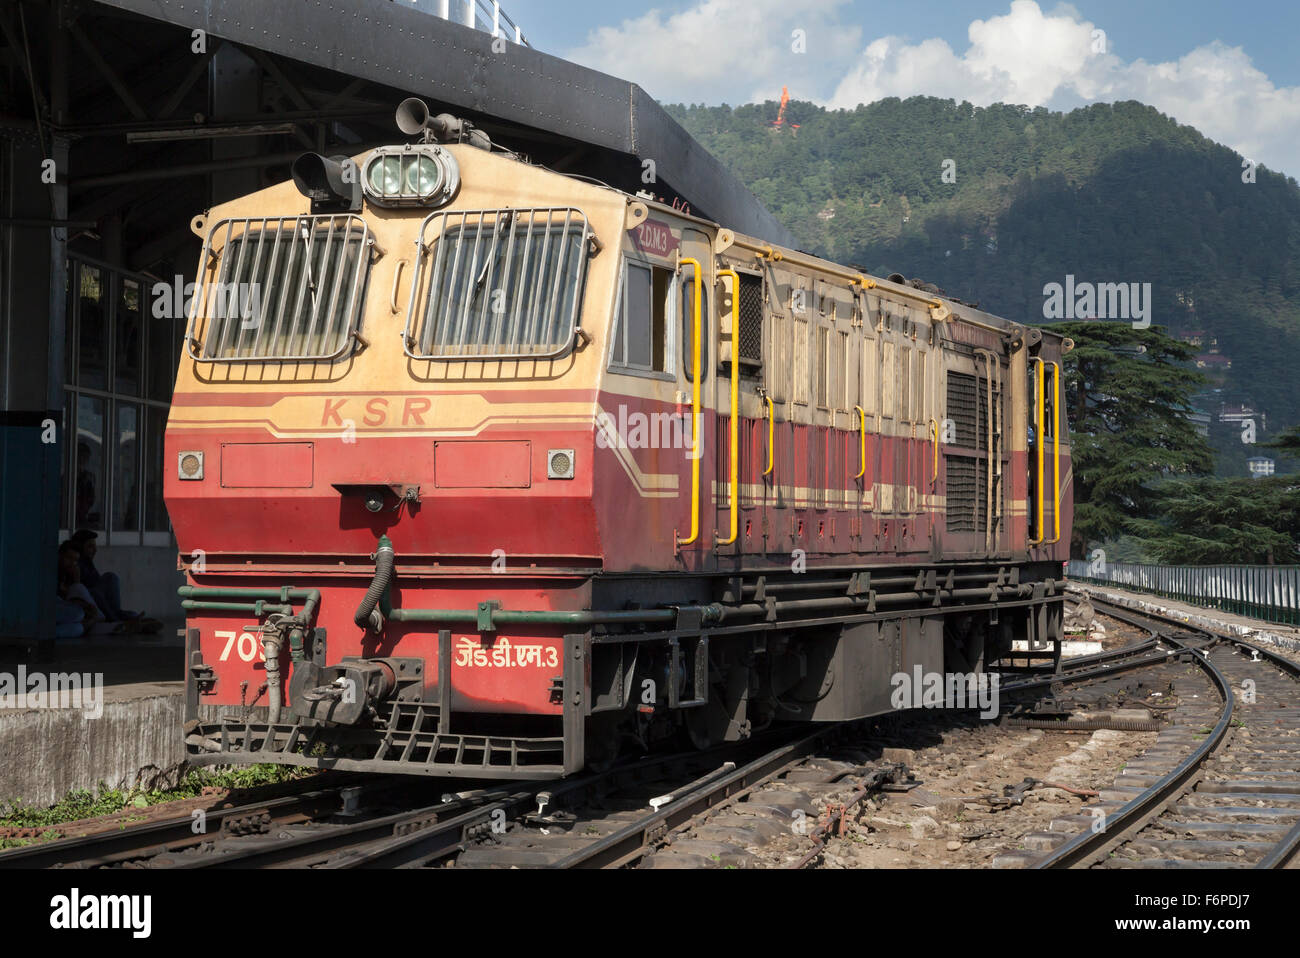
[1047,360,1061,545]
[929,418,939,484]
[853,406,867,480]
[764,395,775,477]
[676,258,703,548]
[717,269,740,547]
[1030,357,1045,547]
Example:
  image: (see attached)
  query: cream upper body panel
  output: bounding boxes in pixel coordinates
[177,145,632,397]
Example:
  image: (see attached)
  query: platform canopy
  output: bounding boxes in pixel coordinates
[44,0,793,270]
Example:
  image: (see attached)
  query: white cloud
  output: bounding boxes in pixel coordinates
[564,0,861,105]
[828,1,1298,175]
[1112,44,1300,174]
[829,1,1113,108]
[566,0,1300,178]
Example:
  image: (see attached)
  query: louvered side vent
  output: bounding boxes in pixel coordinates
[947,371,993,450]
[947,372,979,448]
[946,454,988,533]
[736,273,764,371]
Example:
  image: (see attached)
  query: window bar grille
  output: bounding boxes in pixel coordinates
[230,222,267,357]
[486,210,519,345]
[524,211,556,347]
[187,214,369,363]
[504,211,537,350]
[404,207,590,361]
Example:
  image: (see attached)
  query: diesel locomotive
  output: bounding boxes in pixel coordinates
[170,100,1073,778]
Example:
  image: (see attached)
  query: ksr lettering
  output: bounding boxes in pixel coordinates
[321,397,433,429]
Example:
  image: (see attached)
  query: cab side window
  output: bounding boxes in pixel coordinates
[611,261,673,374]
[681,273,708,382]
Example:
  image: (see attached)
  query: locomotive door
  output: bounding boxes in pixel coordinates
[1028,355,1059,553]
[713,258,762,559]
[675,229,720,563]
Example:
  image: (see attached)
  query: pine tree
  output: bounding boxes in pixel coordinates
[1050,322,1212,557]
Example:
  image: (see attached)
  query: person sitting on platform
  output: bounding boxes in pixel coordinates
[59,536,162,635]
[68,529,141,622]
[57,539,112,636]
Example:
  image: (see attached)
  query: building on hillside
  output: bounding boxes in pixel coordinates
[1196,353,1232,370]
[1219,403,1265,431]
[1247,456,1276,478]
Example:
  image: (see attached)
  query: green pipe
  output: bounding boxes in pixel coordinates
[179,587,320,629]
[387,606,681,628]
[387,609,477,623]
[179,586,319,601]
[181,600,295,615]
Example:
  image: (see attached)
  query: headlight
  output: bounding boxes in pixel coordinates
[405,156,441,194]
[362,145,459,208]
[369,155,403,195]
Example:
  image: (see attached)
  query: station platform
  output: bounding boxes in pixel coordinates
[0,621,186,809]
[1068,582,1300,655]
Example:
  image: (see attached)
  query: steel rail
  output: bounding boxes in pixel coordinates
[1077,593,1300,870]
[175,785,535,869]
[997,637,1166,695]
[0,775,374,869]
[171,744,778,869]
[1034,601,1233,869]
[546,727,853,869]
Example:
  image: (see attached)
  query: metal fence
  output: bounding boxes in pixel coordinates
[403,0,529,45]
[1067,560,1300,626]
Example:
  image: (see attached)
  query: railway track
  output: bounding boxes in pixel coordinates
[0,774,450,869]
[13,599,1296,870]
[1019,596,1300,870]
[0,723,920,870]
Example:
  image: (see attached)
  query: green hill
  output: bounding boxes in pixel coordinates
[666,97,1300,475]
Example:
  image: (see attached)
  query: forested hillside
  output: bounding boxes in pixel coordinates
[666,98,1300,475]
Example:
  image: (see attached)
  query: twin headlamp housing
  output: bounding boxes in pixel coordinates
[361,144,460,209]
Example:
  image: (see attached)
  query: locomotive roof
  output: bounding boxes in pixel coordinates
[625,189,1065,345]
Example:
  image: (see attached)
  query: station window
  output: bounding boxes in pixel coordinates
[63,257,182,546]
[611,260,673,374]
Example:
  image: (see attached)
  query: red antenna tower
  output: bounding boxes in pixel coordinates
[772,87,799,132]
[773,86,790,128]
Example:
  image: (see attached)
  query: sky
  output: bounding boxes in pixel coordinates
[498,0,1300,178]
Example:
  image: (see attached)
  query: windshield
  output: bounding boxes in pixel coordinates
[189,214,369,362]
[406,207,590,359]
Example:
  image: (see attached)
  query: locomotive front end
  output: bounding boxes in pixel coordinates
[168,104,628,777]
